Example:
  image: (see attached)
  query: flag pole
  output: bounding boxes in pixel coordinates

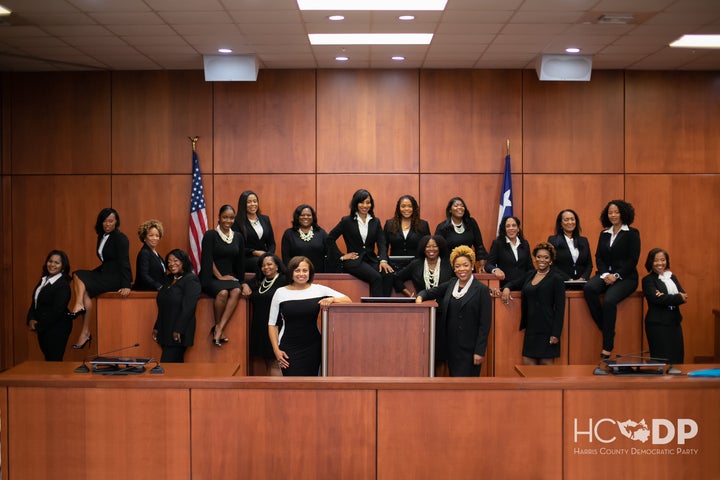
[189,136,199,151]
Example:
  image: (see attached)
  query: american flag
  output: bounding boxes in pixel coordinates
[189,150,208,273]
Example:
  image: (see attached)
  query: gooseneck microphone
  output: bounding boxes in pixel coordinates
[74,343,141,374]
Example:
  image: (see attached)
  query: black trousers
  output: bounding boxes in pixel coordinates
[343,261,393,297]
[160,345,187,363]
[583,275,638,352]
[37,320,73,361]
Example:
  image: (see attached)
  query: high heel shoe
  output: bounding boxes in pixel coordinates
[66,307,87,320]
[210,326,222,347]
[210,325,229,344]
[72,334,92,349]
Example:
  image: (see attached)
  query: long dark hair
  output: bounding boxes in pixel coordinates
[439,197,472,233]
[236,190,260,238]
[387,195,421,235]
[42,249,71,279]
[94,207,121,235]
[497,215,525,242]
[554,209,582,248]
[349,189,375,217]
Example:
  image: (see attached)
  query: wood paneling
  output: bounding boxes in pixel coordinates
[419,70,523,173]
[378,390,563,479]
[628,174,720,363]
[523,70,624,173]
[191,389,376,479]
[317,70,419,173]
[112,70,213,174]
[10,72,111,174]
[626,71,720,174]
[8,386,191,479]
[214,70,317,174]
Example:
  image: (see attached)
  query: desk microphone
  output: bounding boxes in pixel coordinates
[74,343,141,373]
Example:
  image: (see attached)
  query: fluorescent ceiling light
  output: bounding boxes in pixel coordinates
[309,33,432,45]
[0,5,11,15]
[670,35,720,48]
[298,0,447,11]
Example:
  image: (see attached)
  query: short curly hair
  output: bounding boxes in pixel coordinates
[450,245,475,266]
[532,242,557,261]
[600,199,635,227]
[137,219,164,242]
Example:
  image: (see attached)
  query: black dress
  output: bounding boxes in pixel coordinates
[74,230,133,297]
[515,270,565,359]
[434,218,488,261]
[26,275,72,361]
[248,274,288,360]
[154,273,201,363]
[234,214,276,272]
[281,227,328,273]
[133,244,167,291]
[199,229,245,297]
[268,284,345,376]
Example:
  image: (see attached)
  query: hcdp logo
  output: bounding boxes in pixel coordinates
[574,418,698,444]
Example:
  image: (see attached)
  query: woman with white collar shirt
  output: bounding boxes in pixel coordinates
[327,189,394,297]
[583,200,641,360]
[641,248,687,364]
[547,209,593,281]
[484,215,533,289]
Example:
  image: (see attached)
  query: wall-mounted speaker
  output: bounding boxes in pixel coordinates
[203,54,259,81]
[535,55,592,81]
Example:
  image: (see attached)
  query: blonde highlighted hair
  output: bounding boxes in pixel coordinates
[450,245,475,266]
[137,219,164,242]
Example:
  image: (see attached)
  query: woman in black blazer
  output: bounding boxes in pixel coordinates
[133,219,167,291]
[547,209,592,281]
[583,200,641,359]
[434,197,488,268]
[641,248,687,364]
[485,215,533,289]
[327,189,394,297]
[383,195,430,268]
[234,190,277,272]
[152,249,201,363]
[416,246,492,377]
[27,250,73,361]
[69,207,133,349]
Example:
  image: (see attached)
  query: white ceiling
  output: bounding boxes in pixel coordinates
[0,0,719,72]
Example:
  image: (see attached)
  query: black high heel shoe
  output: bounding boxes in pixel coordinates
[72,334,92,349]
[210,326,222,347]
[66,307,87,320]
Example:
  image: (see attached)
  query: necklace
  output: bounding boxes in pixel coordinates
[258,274,279,295]
[451,275,473,299]
[423,258,441,289]
[215,225,234,244]
[249,216,260,227]
[298,227,314,242]
[452,220,465,234]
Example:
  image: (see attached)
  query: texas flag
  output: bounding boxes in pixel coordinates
[496,154,513,235]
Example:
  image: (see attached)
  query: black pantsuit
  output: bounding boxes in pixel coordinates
[642,272,686,364]
[484,237,533,289]
[27,276,72,361]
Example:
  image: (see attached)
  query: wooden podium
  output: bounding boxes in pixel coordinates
[321,302,437,377]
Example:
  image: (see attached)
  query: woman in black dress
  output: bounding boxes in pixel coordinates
[583,200,641,359]
[200,204,251,347]
[152,249,201,363]
[233,190,277,272]
[485,215,533,289]
[383,195,430,269]
[434,197,488,269]
[416,246,492,377]
[248,253,288,376]
[641,248,687,364]
[69,207,133,349]
[268,256,351,376]
[502,242,565,365]
[547,209,592,281]
[133,219,167,291]
[26,250,73,361]
[281,204,328,273]
[327,189,394,296]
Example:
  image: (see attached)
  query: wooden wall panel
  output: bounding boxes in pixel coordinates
[191,389,376,479]
[10,72,111,174]
[521,174,625,255]
[628,174,720,363]
[419,70,523,173]
[523,70,624,173]
[11,175,110,364]
[214,70,317,174]
[626,71,720,174]
[419,173,522,250]
[317,69,419,173]
[111,70,213,174]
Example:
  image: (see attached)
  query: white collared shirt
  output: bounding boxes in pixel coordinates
[98,233,110,261]
[34,273,62,307]
[564,234,579,263]
[356,214,372,244]
[603,224,629,247]
[505,236,519,261]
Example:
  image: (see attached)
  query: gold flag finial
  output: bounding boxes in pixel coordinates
[506,138,510,156]
[189,136,199,151]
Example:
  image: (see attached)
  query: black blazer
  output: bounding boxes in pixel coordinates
[434,217,488,260]
[327,215,388,268]
[507,269,565,337]
[233,214,276,257]
[393,257,453,293]
[96,230,133,289]
[133,244,167,291]
[26,276,72,334]
[383,219,431,257]
[594,227,641,280]
[642,273,686,326]
[419,278,492,356]
[484,237,533,288]
[154,273,201,347]
[547,234,592,280]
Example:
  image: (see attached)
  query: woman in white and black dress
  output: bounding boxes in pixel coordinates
[152,249,201,363]
[26,250,73,361]
[547,209,592,282]
[434,197,488,269]
[383,195,430,269]
[200,204,251,347]
[248,252,288,376]
[234,190,277,272]
[281,204,328,273]
[268,256,351,376]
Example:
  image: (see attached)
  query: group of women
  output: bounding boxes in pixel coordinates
[27,191,688,375]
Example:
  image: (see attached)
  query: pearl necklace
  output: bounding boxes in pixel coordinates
[258,274,279,295]
[423,258,441,289]
[452,221,465,234]
[216,225,234,244]
[249,216,260,227]
[298,227,314,242]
